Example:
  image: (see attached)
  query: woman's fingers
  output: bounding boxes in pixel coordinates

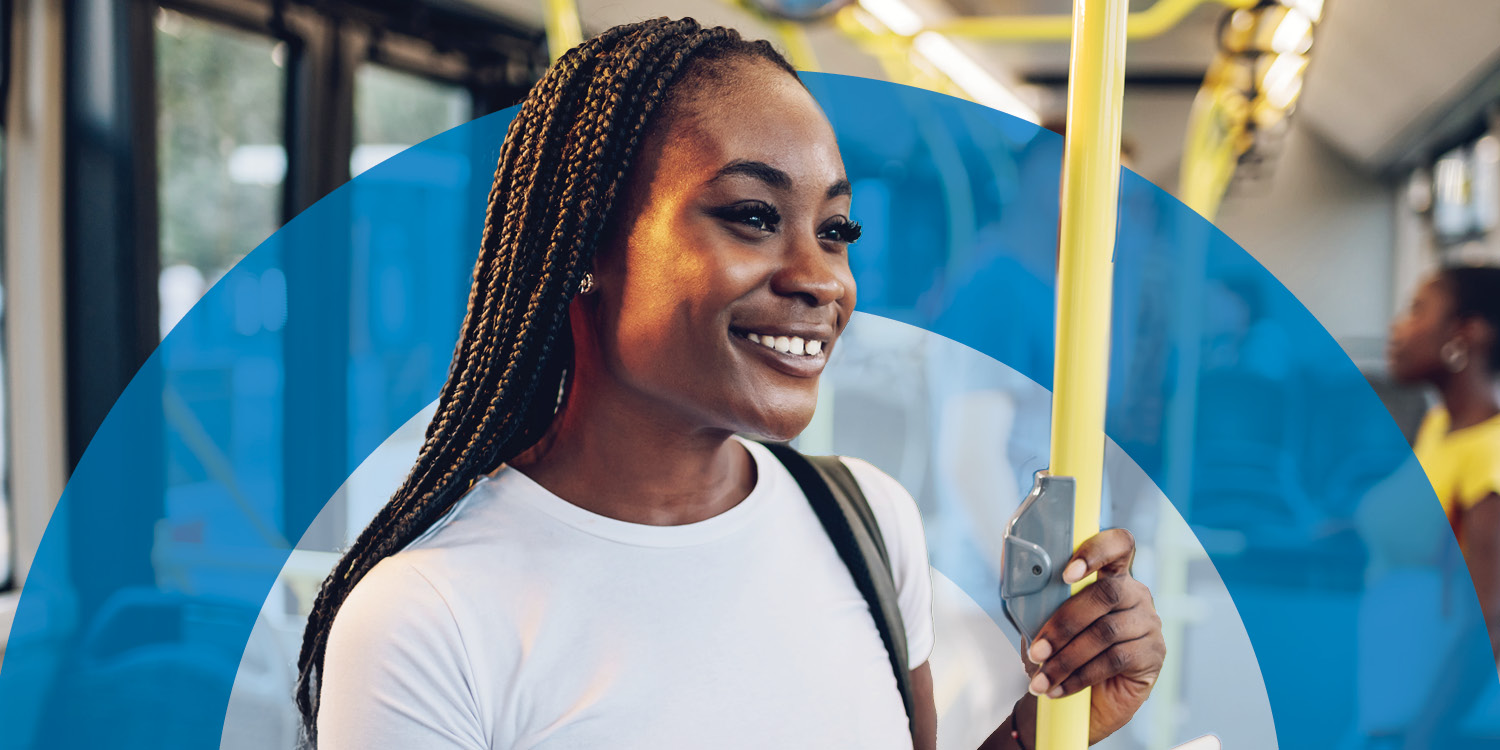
[1048,632,1166,699]
[1026,603,1160,698]
[1063,528,1137,583]
[1023,528,1157,697]
[1035,634,1162,700]
[1027,574,1134,663]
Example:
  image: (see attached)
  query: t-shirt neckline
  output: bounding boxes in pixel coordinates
[1429,406,1500,441]
[483,436,781,548]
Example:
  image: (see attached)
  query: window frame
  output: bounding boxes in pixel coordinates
[0,0,13,593]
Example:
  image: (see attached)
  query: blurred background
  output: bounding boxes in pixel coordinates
[2,0,1499,748]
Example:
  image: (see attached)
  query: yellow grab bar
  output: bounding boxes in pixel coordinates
[930,0,1255,41]
[543,0,584,63]
[1038,0,1130,746]
[765,16,823,72]
[1179,82,1251,219]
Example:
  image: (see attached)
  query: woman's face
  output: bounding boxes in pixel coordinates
[580,58,857,441]
[1388,276,1456,383]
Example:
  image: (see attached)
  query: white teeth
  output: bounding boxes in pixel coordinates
[741,330,825,356]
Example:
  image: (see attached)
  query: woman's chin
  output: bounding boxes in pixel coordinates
[733,403,818,443]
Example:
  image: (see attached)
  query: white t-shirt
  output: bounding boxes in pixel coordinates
[318,437,935,749]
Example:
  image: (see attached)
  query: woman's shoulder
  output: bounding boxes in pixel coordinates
[327,555,465,656]
[830,455,926,548]
[743,440,924,553]
[319,555,490,747]
[835,455,916,508]
[336,478,546,617]
[397,470,549,552]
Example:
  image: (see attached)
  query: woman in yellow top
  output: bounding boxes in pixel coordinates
[1387,266,1500,650]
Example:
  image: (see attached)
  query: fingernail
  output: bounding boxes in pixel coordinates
[1047,686,1065,699]
[1063,559,1087,584]
[1028,639,1052,663]
[1028,673,1050,696]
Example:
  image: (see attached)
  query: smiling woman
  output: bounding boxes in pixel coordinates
[296,17,1164,750]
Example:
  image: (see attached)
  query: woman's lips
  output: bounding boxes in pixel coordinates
[730,328,829,378]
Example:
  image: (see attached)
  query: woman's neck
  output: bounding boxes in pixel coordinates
[1439,367,1500,432]
[507,371,757,526]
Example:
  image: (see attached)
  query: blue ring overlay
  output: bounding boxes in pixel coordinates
[2,74,1490,748]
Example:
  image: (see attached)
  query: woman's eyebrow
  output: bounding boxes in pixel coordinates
[708,161,853,201]
[710,160,791,190]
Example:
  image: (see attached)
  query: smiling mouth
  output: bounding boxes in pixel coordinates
[731,329,825,357]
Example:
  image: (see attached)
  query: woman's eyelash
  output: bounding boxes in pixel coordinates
[819,218,862,244]
[709,202,781,232]
[708,203,860,244]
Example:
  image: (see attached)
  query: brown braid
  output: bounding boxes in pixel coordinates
[294,18,799,746]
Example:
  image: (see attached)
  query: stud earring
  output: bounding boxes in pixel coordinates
[578,272,596,296]
[1442,340,1469,373]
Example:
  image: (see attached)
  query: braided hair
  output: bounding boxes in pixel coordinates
[294,18,798,744]
[1439,265,1500,371]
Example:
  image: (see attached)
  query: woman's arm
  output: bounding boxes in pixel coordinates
[976,695,1037,750]
[1462,493,1500,659]
[911,661,938,750]
[911,660,1033,750]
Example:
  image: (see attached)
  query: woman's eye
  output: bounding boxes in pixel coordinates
[710,202,781,233]
[818,219,863,244]
[741,212,776,231]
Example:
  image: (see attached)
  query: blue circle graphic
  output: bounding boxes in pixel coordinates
[0,74,1485,748]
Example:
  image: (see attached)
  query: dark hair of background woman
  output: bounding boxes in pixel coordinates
[293,18,798,745]
[1439,265,1500,371]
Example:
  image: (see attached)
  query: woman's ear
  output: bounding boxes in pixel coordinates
[1460,315,1498,367]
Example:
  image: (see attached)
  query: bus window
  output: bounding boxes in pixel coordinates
[351,63,472,178]
[155,8,286,337]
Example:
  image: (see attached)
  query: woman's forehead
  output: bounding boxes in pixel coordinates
[651,64,843,187]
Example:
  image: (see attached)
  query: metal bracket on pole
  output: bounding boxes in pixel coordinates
[1001,473,1076,646]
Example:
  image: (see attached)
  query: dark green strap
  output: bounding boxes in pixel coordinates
[758,441,916,741]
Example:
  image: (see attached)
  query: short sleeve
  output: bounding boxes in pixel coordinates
[1457,448,1500,511]
[317,558,487,750]
[838,457,936,667]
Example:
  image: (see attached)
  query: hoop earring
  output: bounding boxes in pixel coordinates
[1442,340,1469,373]
[577,272,596,296]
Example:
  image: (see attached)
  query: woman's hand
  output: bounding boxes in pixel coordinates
[1021,528,1165,744]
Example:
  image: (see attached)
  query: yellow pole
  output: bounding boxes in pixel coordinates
[929,0,1255,41]
[1179,84,1250,219]
[543,0,584,63]
[1040,0,1129,746]
[765,16,823,72]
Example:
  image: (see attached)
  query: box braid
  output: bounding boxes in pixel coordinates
[294,17,798,746]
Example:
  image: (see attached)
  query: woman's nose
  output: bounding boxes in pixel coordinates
[770,234,849,307]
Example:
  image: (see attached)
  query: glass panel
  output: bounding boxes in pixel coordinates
[1433,145,1474,243]
[351,63,472,177]
[155,8,286,337]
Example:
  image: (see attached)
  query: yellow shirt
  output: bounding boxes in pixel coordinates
[1413,407,1500,541]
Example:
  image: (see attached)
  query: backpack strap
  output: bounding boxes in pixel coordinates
[757,440,916,740]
